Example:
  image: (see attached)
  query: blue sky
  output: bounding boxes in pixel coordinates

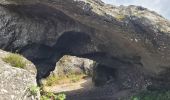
[102,0,170,20]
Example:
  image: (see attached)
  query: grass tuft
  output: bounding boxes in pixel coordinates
[29,85,40,96]
[2,53,26,69]
[45,72,86,86]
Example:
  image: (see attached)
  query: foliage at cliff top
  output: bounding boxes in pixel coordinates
[2,53,26,69]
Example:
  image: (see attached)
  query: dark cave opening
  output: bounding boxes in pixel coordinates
[54,31,93,55]
[19,31,97,80]
[15,31,142,87]
[92,63,117,86]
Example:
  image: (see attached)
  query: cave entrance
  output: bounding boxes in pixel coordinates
[53,31,117,86]
[93,63,117,86]
[42,55,118,93]
[19,31,94,79]
[54,31,94,55]
[19,31,117,86]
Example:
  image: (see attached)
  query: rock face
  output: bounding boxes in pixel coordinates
[0,0,170,99]
[0,50,39,100]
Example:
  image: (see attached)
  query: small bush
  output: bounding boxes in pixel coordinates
[131,91,170,100]
[2,53,26,68]
[29,85,40,96]
[45,75,59,86]
[40,92,66,100]
[56,93,66,100]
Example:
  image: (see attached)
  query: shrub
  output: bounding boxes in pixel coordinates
[56,93,66,100]
[2,53,26,68]
[40,92,66,100]
[131,91,170,100]
[29,85,40,96]
[45,75,59,86]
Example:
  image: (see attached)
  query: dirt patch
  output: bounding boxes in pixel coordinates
[43,77,94,93]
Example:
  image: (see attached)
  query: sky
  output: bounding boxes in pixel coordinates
[102,0,170,20]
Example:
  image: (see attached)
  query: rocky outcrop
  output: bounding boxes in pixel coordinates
[0,49,39,100]
[0,0,170,99]
[0,49,37,74]
[53,55,95,76]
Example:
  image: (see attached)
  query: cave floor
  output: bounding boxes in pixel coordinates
[44,77,94,93]
[44,77,133,100]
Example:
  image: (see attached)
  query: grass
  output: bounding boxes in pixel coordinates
[39,86,66,100]
[131,91,170,100]
[29,85,40,96]
[45,72,86,86]
[2,53,26,69]
[28,85,66,100]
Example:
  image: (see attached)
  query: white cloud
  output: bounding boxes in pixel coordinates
[102,0,170,20]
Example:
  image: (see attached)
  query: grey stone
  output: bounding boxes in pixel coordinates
[0,50,39,100]
[53,55,95,76]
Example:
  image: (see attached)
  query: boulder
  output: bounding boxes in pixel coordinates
[0,49,39,100]
[53,55,95,76]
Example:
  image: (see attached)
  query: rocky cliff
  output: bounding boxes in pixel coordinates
[0,0,170,99]
[0,49,39,100]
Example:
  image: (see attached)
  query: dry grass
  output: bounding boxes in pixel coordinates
[45,73,87,86]
[115,14,125,21]
[2,53,26,69]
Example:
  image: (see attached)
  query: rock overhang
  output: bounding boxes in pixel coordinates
[0,0,170,92]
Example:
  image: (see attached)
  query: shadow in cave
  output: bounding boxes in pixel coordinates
[18,31,142,87]
[14,31,144,99]
[54,31,93,55]
[19,31,97,81]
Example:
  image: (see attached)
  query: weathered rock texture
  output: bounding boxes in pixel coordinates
[0,49,39,100]
[54,55,95,76]
[0,0,170,99]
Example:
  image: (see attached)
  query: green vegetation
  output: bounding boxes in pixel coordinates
[2,53,26,68]
[45,75,58,86]
[115,14,125,21]
[45,72,86,86]
[29,85,40,96]
[28,85,67,100]
[131,91,170,100]
[41,92,66,100]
